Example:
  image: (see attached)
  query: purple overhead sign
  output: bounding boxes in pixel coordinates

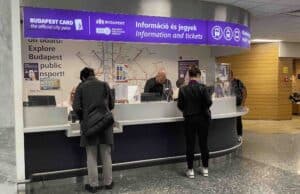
[23,7,251,48]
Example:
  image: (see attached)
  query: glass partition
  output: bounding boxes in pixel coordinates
[22,38,235,128]
[213,63,232,99]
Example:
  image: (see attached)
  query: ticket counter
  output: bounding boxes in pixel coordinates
[16,0,251,183]
[23,97,248,180]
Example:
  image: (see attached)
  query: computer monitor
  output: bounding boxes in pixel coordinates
[28,95,56,106]
[141,93,162,102]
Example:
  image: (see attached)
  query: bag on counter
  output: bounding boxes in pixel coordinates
[84,107,114,137]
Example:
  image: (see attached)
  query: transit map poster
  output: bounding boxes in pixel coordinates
[178,60,199,84]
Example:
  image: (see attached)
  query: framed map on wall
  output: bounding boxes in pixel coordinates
[178,60,199,83]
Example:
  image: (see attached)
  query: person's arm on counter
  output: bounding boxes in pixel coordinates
[72,85,83,120]
[177,88,184,111]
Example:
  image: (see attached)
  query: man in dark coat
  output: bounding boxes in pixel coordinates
[177,66,212,179]
[73,67,114,193]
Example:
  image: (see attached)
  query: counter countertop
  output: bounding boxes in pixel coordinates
[24,107,249,137]
[115,106,248,126]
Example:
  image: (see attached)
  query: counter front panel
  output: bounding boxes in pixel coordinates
[24,117,237,180]
[23,97,247,180]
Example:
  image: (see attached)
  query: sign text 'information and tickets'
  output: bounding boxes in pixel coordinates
[23,7,251,48]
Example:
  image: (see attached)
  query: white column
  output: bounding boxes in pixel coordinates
[12,0,25,182]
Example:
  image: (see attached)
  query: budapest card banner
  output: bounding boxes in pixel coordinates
[23,7,250,48]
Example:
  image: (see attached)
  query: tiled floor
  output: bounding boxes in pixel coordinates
[243,116,300,134]
[1,118,300,194]
[23,151,300,194]
[242,132,300,175]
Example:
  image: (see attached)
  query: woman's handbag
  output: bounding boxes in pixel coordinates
[84,107,114,137]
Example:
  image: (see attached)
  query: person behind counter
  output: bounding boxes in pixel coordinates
[144,69,173,100]
[73,67,115,193]
[177,66,212,179]
[230,70,247,142]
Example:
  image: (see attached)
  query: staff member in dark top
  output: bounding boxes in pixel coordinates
[230,70,247,142]
[73,67,114,193]
[177,66,212,178]
[144,69,173,100]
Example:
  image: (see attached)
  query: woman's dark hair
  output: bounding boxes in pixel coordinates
[80,67,95,81]
[188,66,201,77]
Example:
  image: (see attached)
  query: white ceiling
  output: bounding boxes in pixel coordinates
[204,0,300,42]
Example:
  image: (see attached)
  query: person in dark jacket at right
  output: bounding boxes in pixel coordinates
[177,66,212,178]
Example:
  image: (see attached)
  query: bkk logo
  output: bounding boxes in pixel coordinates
[96,27,111,35]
